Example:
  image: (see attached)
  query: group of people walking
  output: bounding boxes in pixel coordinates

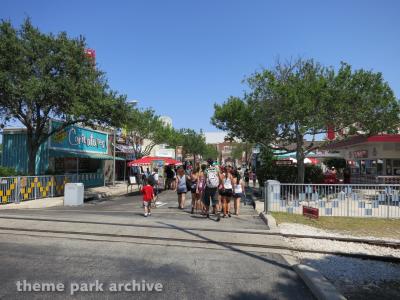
[174,159,246,221]
[140,159,251,219]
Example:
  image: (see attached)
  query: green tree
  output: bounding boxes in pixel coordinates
[212,58,399,183]
[125,108,177,158]
[231,142,253,164]
[201,144,219,161]
[176,129,206,165]
[0,19,130,175]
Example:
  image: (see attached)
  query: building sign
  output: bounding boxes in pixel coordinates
[274,160,293,166]
[327,126,335,141]
[49,120,108,154]
[353,150,368,159]
[155,148,175,158]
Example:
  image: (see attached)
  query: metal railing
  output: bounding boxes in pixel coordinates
[0,173,104,204]
[350,175,400,185]
[264,181,400,218]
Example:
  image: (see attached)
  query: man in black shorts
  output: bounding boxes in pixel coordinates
[202,159,221,221]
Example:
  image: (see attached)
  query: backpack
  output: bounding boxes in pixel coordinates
[206,167,219,188]
[148,174,156,186]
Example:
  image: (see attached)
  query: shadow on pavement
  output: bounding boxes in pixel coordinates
[157,221,292,271]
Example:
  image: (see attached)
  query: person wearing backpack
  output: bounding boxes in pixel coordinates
[202,158,221,221]
[149,168,159,196]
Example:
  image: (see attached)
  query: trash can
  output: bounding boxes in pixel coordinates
[265,180,280,212]
[64,183,84,206]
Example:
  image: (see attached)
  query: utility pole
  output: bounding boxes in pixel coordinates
[113,129,116,186]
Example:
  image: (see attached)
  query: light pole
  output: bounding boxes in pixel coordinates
[113,128,116,186]
[121,99,139,185]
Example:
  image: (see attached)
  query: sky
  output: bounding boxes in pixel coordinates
[2,0,400,132]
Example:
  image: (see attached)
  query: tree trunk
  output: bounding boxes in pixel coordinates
[26,132,39,176]
[295,124,305,183]
[296,150,305,184]
[193,154,196,168]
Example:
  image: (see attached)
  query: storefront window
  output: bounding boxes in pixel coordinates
[377,159,384,175]
[386,159,393,175]
[393,160,400,176]
[366,160,377,175]
[351,161,360,175]
[360,160,366,175]
[53,157,101,174]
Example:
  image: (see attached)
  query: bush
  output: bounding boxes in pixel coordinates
[0,166,19,177]
[304,164,324,183]
[324,158,346,169]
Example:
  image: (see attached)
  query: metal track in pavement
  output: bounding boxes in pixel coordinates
[0,225,399,264]
[0,215,399,249]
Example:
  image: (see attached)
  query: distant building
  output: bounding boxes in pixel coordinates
[159,116,172,127]
[142,115,175,159]
[203,132,244,165]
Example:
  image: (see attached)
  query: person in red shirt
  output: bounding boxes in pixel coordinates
[141,179,154,217]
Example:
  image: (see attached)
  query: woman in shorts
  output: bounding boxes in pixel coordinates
[220,165,233,218]
[175,167,188,209]
[232,171,245,216]
[190,167,200,214]
[197,164,207,215]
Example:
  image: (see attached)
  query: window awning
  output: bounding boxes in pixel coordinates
[49,149,125,160]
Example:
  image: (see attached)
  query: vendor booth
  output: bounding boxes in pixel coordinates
[1,120,123,187]
[326,134,400,184]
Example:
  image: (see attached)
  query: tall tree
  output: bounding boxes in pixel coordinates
[124,108,177,158]
[0,19,129,175]
[201,144,219,161]
[212,58,399,183]
[231,142,253,164]
[177,129,206,165]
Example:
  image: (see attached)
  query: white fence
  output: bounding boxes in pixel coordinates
[264,181,400,218]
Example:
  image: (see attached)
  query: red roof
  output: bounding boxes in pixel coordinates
[326,134,400,149]
[127,156,182,167]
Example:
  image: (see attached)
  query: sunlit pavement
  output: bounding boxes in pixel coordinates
[0,190,313,299]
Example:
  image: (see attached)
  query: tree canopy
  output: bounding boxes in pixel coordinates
[124,108,177,158]
[0,19,130,174]
[212,58,400,182]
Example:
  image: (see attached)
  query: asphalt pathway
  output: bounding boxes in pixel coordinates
[0,189,313,299]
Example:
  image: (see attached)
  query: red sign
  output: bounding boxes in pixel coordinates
[85,48,96,64]
[353,150,368,159]
[327,126,335,141]
[303,206,319,219]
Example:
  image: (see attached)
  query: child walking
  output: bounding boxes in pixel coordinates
[141,179,154,217]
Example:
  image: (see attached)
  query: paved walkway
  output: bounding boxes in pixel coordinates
[0,189,313,299]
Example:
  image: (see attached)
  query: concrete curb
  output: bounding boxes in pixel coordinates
[84,190,130,201]
[282,254,346,300]
[254,201,346,299]
[254,201,278,230]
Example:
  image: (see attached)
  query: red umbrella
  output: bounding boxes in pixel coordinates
[164,157,183,166]
[127,156,182,167]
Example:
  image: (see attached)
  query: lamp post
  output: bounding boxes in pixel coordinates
[126,99,139,182]
[113,128,116,186]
